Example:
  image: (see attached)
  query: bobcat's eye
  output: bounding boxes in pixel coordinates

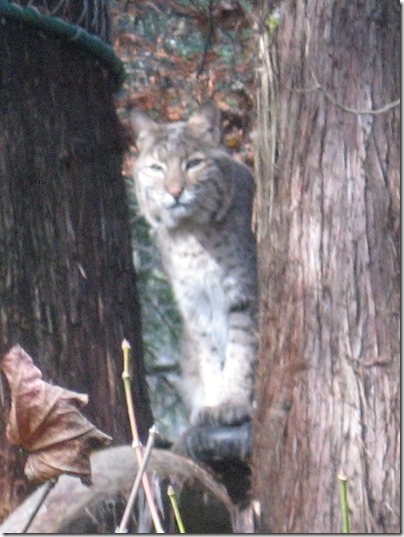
[149,163,164,173]
[185,158,203,171]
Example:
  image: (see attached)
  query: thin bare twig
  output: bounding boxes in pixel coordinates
[285,74,399,115]
[121,340,164,533]
[116,425,159,533]
[21,478,58,533]
[301,17,399,115]
[197,0,214,78]
[311,71,400,115]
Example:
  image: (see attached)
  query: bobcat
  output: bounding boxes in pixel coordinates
[131,103,257,427]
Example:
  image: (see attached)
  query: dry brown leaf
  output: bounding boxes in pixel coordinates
[0,345,112,485]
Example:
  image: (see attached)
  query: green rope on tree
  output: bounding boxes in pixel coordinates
[0,0,126,89]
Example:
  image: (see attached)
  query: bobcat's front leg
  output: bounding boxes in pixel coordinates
[180,325,224,423]
[214,314,257,425]
[192,310,257,427]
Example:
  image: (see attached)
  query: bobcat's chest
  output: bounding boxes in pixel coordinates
[157,229,227,330]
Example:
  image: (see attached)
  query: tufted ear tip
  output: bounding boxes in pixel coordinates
[186,101,222,145]
[130,109,158,150]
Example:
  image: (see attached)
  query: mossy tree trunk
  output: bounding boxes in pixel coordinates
[253,0,400,532]
[0,23,153,521]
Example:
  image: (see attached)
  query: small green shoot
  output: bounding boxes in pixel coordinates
[265,10,280,36]
[167,485,185,533]
[338,472,350,533]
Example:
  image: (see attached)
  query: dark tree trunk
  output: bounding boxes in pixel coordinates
[0,22,153,520]
[253,0,400,533]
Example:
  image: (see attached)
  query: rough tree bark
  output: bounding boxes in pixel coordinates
[0,17,153,521]
[253,0,400,533]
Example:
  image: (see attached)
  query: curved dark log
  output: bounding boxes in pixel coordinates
[0,445,235,534]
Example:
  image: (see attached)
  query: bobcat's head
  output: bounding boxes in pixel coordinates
[131,103,233,229]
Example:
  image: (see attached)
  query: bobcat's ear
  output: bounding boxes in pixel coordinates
[186,102,222,145]
[130,109,158,151]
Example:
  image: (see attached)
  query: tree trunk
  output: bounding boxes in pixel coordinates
[0,18,153,521]
[253,0,400,533]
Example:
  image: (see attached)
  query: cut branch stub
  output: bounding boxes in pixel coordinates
[0,344,112,485]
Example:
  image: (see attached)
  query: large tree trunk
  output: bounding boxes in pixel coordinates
[253,0,400,533]
[0,13,153,521]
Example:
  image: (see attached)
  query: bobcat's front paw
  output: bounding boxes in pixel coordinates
[173,421,252,463]
[191,402,252,427]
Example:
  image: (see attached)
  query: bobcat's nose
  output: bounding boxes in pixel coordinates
[166,183,184,202]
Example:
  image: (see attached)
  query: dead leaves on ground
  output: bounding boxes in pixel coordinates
[112,1,255,167]
[0,345,112,485]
